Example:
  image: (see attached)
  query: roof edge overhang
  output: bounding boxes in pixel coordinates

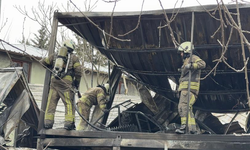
[0,49,43,60]
[55,3,250,18]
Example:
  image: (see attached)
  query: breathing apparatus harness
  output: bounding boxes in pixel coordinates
[53,46,74,79]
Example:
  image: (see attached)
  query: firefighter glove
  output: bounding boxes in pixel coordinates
[184,63,192,70]
[74,80,80,90]
[102,109,109,113]
[105,95,110,103]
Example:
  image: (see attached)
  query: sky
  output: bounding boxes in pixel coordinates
[0,0,236,44]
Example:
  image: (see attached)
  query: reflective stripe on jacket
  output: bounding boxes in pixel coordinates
[178,55,206,95]
[40,53,82,84]
[79,87,107,108]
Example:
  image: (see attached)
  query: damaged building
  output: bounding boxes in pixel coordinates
[0,68,39,148]
[1,3,250,150]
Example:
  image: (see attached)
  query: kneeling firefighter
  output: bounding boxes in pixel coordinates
[40,40,82,130]
[76,84,110,130]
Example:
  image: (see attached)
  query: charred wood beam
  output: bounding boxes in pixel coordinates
[40,129,250,142]
[41,135,250,150]
[38,13,58,132]
[139,23,146,49]
[97,44,250,52]
[193,107,249,113]
[42,138,164,149]
[199,90,247,95]
[102,66,122,125]
[124,74,249,95]
[117,66,250,76]
[37,13,58,150]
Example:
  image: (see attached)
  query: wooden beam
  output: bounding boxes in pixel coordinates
[39,129,250,142]
[41,137,250,150]
[37,12,58,150]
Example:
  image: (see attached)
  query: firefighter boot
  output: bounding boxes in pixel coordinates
[44,119,54,129]
[64,122,76,130]
[44,124,53,129]
[190,130,198,134]
[190,125,198,134]
[175,124,186,134]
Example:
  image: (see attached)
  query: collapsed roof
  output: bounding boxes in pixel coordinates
[55,4,250,113]
[0,68,39,146]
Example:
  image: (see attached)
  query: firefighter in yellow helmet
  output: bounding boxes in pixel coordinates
[76,83,110,130]
[40,40,82,130]
[175,41,206,134]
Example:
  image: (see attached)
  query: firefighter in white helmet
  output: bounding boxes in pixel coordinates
[175,41,206,134]
[40,40,82,130]
[76,83,110,130]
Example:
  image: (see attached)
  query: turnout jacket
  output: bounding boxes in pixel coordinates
[178,54,206,95]
[40,53,82,87]
[79,87,108,109]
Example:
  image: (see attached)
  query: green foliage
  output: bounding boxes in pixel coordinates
[30,25,49,49]
[19,38,31,45]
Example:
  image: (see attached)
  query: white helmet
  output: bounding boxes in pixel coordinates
[63,40,76,51]
[104,83,109,93]
[178,41,194,53]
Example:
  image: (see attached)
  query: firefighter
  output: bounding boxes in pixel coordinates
[76,84,110,131]
[40,40,82,130]
[175,41,206,134]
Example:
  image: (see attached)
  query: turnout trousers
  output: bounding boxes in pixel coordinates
[76,101,91,130]
[44,77,75,128]
[178,90,197,132]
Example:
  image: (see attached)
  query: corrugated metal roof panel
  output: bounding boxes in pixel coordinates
[56,4,250,113]
[0,43,48,58]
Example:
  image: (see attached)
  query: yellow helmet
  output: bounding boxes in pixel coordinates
[178,41,194,53]
[63,40,75,51]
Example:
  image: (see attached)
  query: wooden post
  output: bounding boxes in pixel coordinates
[185,11,195,134]
[37,12,58,150]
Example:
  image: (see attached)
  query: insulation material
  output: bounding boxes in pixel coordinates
[0,71,20,104]
[0,68,39,147]
[3,90,30,139]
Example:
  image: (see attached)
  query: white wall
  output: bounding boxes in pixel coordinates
[30,60,46,84]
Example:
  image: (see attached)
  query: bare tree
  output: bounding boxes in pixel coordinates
[14,0,56,42]
[0,18,8,34]
[75,33,109,89]
[0,9,9,40]
[30,25,49,49]
[15,0,109,90]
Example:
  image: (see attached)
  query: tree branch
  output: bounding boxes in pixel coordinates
[69,0,131,42]
[118,0,145,37]
[158,0,179,48]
